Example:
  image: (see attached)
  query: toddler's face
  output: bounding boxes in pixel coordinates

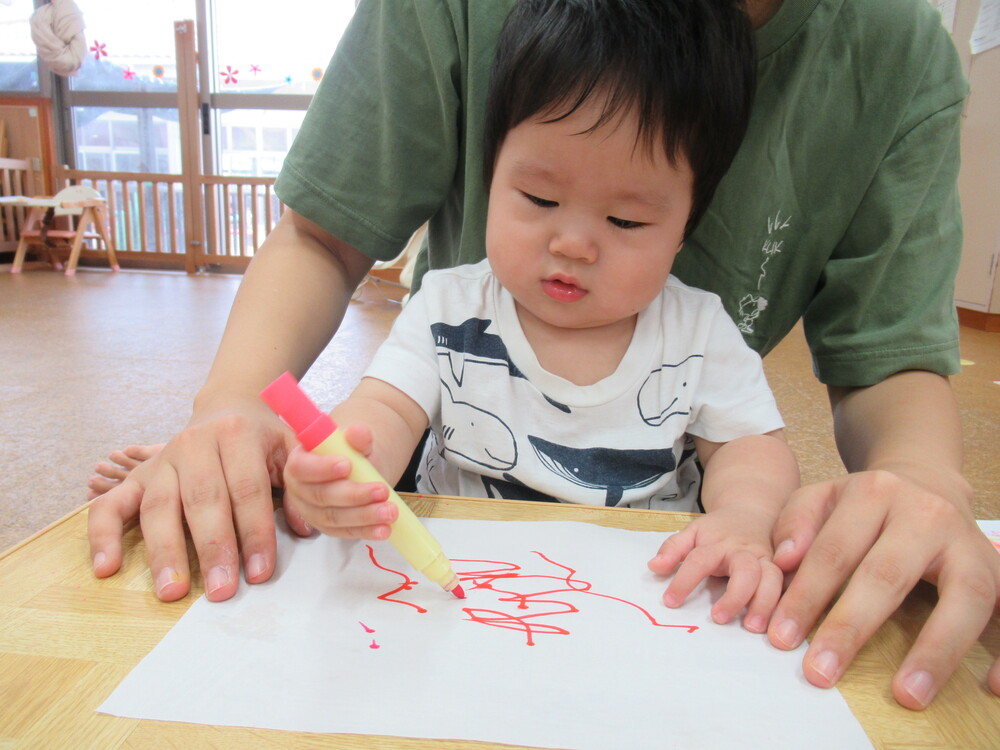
[486,99,693,338]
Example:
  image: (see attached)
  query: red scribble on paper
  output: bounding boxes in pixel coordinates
[369,639,381,649]
[365,545,698,646]
[365,544,427,613]
[358,621,375,633]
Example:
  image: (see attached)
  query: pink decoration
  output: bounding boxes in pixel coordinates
[90,40,107,61]
[220,65,238,84]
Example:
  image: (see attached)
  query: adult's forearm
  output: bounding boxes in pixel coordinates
[194,209,375,415]
[827,371,973,507]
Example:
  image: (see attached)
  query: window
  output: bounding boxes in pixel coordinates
[74,107,182,173]
[211,0,354,97]
[217,108,307,176]
[0,0,39,91]
[70,1,195,92]
[3,1,357,178]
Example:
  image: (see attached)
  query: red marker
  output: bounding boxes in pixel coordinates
[261,372,465,599]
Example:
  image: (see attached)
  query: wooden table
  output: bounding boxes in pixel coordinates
[1,496,997,748]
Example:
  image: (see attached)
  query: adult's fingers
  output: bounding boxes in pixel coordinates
[218,427,279,587]
[88,476,145,578]
[173,421,250,603]
[790,519,931,689]
[770,479,841,574]
[768,479,886,653]
[770,471,1000,710]
[137,464,192,602]
[888,551,996,709]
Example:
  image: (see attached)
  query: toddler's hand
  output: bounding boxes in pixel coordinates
[281,423,399,539]
[648,506,783,633]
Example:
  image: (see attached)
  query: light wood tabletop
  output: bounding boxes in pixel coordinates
[1,494,997,749]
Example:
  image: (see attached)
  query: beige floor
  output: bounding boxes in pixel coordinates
[1,266,998,553]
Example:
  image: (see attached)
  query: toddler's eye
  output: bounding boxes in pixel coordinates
[608,216,645,229]
[523,192,558,208]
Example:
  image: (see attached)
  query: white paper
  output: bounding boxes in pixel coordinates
[99,516,873,750]
[972,0,1000,54]
[978,519,1000,554]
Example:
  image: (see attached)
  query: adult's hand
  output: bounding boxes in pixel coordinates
[768,469,998,709]
[87,398,309,602]
[765,373,1000,710]
[87,209,375,602]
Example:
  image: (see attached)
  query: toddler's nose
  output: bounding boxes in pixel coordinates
[549,228,598,263]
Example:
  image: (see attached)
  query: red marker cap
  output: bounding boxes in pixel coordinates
[260,372,337,451]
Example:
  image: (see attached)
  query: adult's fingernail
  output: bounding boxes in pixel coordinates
[774,618,800,648]
[246,553,268,581]
[155,567,180,597]
[902,670,937,708]
[206,565,232,595]
[812,650,840,684]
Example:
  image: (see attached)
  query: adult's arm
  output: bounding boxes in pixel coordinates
[87,209,374,602]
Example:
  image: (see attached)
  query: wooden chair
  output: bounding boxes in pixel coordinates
[9,185,119,276]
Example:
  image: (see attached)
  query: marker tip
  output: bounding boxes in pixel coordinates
[451,584,466,599]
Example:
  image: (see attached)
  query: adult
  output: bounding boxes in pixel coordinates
[87,0,999,710]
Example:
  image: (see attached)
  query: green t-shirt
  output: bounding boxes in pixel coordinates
[276,0,966,387]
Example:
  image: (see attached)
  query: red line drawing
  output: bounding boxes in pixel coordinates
[364,545,698,646]
[365,544,427,613]
[358,621,375,633]
[369,639,381,649]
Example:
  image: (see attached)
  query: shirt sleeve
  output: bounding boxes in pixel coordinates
[802,24,964,386]
[686,305,785,443]
[274,1,463,262]
[362,290,442,423]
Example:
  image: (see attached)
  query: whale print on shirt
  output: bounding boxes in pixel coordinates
[637,355,703,426]
[528,436,676,507]
[432,318,525,385]
[432,318,571,413]
[439,380,518,471]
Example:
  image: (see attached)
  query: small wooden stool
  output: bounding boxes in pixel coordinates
[7,185,119,276]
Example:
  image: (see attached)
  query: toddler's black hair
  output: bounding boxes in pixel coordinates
[484,0,756,238]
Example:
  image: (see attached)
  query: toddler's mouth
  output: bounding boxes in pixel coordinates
[541,277,587,302]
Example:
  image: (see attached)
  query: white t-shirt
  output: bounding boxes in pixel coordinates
[364,260,783,512]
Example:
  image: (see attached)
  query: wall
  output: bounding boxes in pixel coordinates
[953,1,1000,322]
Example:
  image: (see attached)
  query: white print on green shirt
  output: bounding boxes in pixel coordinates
[737,210,791,334]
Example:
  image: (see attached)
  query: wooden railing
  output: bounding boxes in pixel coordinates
[9,24,285,274]
[51,166,284,271]
[0,157,35,252]
[201,176,284,267]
